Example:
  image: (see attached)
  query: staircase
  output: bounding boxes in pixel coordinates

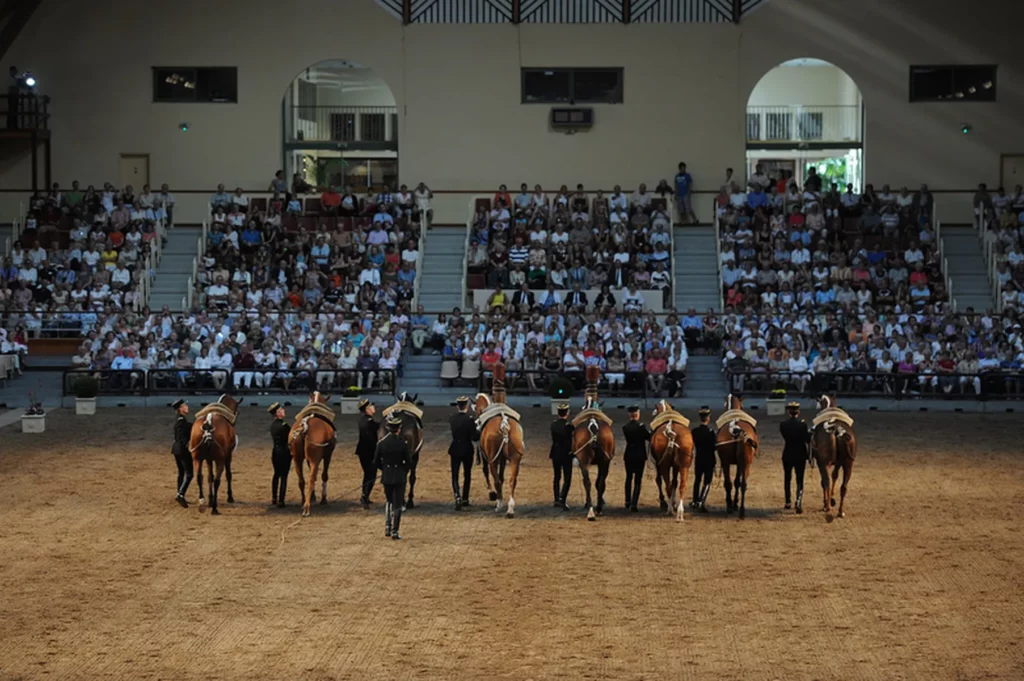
[673,225,721,313]
[416,228,467,314]
[684,355,727,400]
[940,225,995,313]
[149,226,202,311]
[400,352,457,395]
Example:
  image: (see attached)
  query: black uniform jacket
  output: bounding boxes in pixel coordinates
[171,415,192,458]
[448,412,479,458]
[691,423,717,462]
[622,420,651,464]
[373,433,411,485]
[270,418,291,454]
[779,417,811,460]
[549,418,574,460]
[356,414,380,458]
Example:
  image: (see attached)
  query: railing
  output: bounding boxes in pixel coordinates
[183,220,208,311]
[725,369,1024,401]
[713,197,724,311]
[288,105,398,144]
[0,93,50,131]
[746,105,860,144]
[978,210,1003,313]
[62,368,398,397]
[462,196,473,309]
[472,369,674,399]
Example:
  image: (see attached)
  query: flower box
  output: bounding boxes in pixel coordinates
[75,397,97,415]
[21,413,46,433]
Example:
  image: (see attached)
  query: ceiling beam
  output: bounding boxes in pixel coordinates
[732,0,741,23]
[0,0,42,63]
[512,0,520,23]
[621,0,631,24]
[402,0,411,24]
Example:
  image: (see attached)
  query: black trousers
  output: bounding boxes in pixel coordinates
[450,453,473,501]
[272,447,291,504]
[783,456,807,503]
[174,453,193,497]
[384,481,406,533]
[692,454,715,502]
[358,452,377,501]
[552,457,572,502]
[624,460,645,508]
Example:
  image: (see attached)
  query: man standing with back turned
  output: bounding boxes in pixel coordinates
[622,405,651,512]
[355,398,380,509]
[448,396,479,510]
[779,400,811,513]
[550,402,574,510]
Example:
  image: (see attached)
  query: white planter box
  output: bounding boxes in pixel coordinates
[340,397,361,415]
[21,414,46,433]
[75,397,97,415]
[765,398,786,416]
[551,399,564,416]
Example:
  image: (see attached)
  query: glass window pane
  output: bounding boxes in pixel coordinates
[523,70,571,103]
[572,70,621,103]
[910,66,953,101]
[953,66,996,101]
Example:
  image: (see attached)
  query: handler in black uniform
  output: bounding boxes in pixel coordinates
[779,401,811,513]
[355,398,380,509]
[690,406,717,512]
[448,396,479,510]
[622,405,651,512]
[374,414,411,540]
[550,402,575,510]
[171,399,193,508]
[268,402,291,508]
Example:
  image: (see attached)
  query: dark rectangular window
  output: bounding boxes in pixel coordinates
[910,65,997,102]
[153,67,237,103]
[330,113,355,142]
[360,113,386,142]
[297,79,317,123]
[522,68,623,104]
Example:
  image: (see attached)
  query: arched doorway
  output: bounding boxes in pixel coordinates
[282,59,398,191]
[745,58,864,192]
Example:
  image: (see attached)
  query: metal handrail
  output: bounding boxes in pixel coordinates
[713,196,724,312]
[725,369,1024,401]
[469,368,676,399]
[462,196,473,309]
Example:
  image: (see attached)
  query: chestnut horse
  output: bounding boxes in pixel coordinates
[387,392,425,509]
[571,366,615,521]
[650,399,695,521]
[715,393,759,519]
[475,363,524,517]
[811,395,857,520]
[290,391,337,518]
[190,394,242,515]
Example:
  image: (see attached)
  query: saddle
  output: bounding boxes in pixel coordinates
[715,409,757,431]
[812,407,854,429]
[383,401,424,425]
[571,408,613,427]
[651,411,690,430]
[295,403,336,425]
[476,403,521,430]
[195,403,237,426]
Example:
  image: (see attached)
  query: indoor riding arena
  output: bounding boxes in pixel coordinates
[1,408,1022,680]
[4,0,1024,679]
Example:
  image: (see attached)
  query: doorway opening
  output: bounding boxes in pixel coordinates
[746,58,864,191]
[282,59,397,190]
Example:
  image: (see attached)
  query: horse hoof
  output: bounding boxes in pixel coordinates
[320,498,328,506]
[211,508,220,516]
[505,511,514,519]
[587,515,596,522]
[489,492,498,501]
[830,498,837,507]
[825,512,835,523]
[738,509,745,519]
[302,509,310,518]
[227,496,235,504]
[406,500,415,510]
[198,498,207,513]
[838,510,846,519]
[699,505,710,514]
[659,501,668,512]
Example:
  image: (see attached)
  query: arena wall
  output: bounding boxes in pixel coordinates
[2,0,1022,204]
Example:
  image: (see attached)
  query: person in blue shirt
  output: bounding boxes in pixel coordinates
[681,308,703,348]
[397,262,417,287]
[814,287,836,306]
[674,162,697,224]
[241,223,262,247]
[747,187,768,210]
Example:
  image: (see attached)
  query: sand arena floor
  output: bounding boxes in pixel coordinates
[0,407,1022,681]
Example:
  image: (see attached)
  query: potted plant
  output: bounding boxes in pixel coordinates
[766,387,787,416]
[73,375,99,415]
[548,377,575,415]
[21,392,45,433]
[340,385,363,414]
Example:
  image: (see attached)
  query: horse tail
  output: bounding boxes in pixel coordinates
[195,414,216,464]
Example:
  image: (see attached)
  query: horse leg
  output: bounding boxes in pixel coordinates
[210,460,222,515]
[293,454,307,516]
[225,454,235,503]
[195,455,206,512]
[817,460,831,512]
[492,459,504,513]
[737,464,748,520]
[655,469,668,512]
[581,465,596,521]
[676,462,689,522]
[305,459,321,518]
[838,460,853,519]
[320,448,333,505]
[406,453,419,509]
[829,465,840,509]
[723,464,734,513]
[483,454,497,501]
[595,461,608,516]
[504,456,521,518]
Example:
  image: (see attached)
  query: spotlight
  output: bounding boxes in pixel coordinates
[23,72,36,88]
[961,124,972,135]
[179,122,189,132]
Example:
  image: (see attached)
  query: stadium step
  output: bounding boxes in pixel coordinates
[149,226,201,310]
[673,225,720,313]
[683,355,728,399]
[940,226,995,312]
[418,227,469,314]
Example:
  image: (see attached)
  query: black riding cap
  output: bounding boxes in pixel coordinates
[171,399,186,410]
[698,406,712,416]
[267,402,282,414]
[386,414,403,428]
[358,398,372,411]
[627,405,640,414]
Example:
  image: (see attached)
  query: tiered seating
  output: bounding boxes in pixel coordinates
[981,184,1024,311]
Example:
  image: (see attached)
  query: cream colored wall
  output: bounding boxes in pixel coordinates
[2,0,1022,204]
[748,64,859,107]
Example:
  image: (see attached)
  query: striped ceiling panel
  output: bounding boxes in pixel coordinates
[373,0,769,23]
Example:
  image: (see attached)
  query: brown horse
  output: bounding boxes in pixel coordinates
[715,393,759,519]
[571,366,615,521]
[810,395,857,521]
[189,394,242,515]
[475,363,524,517]
[650,399,695,521]
[290,391,337,518]
[387,392,425,509]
